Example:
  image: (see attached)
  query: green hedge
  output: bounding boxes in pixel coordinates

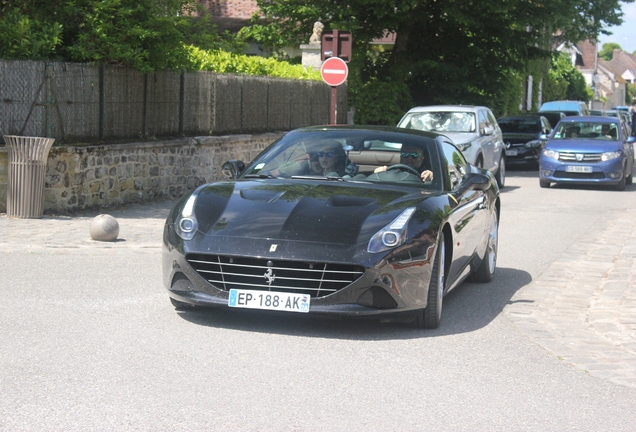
[186,46,321,80]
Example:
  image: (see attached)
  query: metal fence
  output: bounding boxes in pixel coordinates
[0,60,348,143]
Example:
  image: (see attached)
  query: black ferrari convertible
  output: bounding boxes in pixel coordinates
[162,126,500,328]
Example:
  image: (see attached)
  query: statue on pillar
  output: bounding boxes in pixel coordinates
[309,21,324,44]
[301,21,324,70]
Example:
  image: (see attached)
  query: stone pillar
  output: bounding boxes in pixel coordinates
[301,43,322,70]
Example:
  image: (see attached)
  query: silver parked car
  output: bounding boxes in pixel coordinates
[397,105,506,187]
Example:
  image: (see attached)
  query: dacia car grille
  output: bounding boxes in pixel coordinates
[558,152,602,162]
[186,254,365,298]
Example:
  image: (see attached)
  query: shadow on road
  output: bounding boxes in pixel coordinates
[175,266,532,340]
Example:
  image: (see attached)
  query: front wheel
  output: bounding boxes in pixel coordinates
[472,213,498,283]
[414,233,446,329]
[539,179,550,188]
[495,156,505,188]
[615,171,627,191]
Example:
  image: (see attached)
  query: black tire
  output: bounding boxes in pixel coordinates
[495,156,505,188]
[472,213,498,283]
[539,179,550,188]
[475,157,484,170]
[627,171,633,186]
[616,171,627,191]
[414,233,446,329]
[170,297,198,310]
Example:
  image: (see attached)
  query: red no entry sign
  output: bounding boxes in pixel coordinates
[320,57,349,87]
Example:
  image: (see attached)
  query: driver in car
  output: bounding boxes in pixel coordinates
[374,144,434,181]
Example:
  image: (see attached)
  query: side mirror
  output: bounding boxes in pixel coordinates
[467,173,491,191]
[483,126,495,136]
[222,160,245,179]
[455,172,491,196]
[627,136,636,144]
[539,134,549,141]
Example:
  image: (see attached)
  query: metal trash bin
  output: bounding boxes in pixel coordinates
[3,135,56,218]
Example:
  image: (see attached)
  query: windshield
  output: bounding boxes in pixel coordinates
[553,122,619,141]
[398,112,476,133]
[241,129,445,191]
[498,118,541,133]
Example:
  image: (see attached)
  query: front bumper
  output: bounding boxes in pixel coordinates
[539,157,624,185]
[505,147,540,165]
[162,230,437,318]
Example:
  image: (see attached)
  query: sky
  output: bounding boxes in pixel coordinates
[597,2,636,53]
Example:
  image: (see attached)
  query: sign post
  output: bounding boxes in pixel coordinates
[320,57,349,125]
[320,30,352,125]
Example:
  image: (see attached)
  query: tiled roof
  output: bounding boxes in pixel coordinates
[605,50,636,76]
[576,40,598,69]
[599,60,628,82]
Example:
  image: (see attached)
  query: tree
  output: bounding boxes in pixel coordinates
[246,0,633,121]
[0,0,243,71]
[627,83,636,105]
[544,52,590,103]
[600,42,622,61]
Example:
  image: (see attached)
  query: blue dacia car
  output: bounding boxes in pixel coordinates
[539,116,635,191]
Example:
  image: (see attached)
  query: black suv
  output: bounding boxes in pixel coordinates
[498,114,552,168]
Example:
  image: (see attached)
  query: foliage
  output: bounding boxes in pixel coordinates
[247,0,632,119]
[0,0,244,72]
[0,7,62,59]
[542,52,590,103]
[627,83,636,105]
[600,43,622,61]
[350,77,413,125]
[347,50,412,124]
[186,46,321,80]
[64,0,197,72]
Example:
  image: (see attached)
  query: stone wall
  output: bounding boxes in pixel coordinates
[0,133,283,214]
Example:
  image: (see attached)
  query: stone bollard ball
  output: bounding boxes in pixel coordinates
[89,214,120,241]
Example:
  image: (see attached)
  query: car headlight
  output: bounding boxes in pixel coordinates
[176,193,199,240]
[367,207,416,253]
[543,149,559,160]
[601,151,621,161]
[524,140,542,148]
[455,141,472,152]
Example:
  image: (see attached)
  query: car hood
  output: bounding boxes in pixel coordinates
[545,139,622,153]
[186,180,439,246]
[436,132,478,144]
[502,132,538,143]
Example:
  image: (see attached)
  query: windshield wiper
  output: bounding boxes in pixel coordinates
[291,175,345,181]
[244,173,277,179]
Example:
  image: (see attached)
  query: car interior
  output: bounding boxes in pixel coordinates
[553,122,619,140]
[247,134,444,190]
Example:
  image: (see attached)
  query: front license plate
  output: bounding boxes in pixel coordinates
[505,149,518,156]
[228,289,310,313]
[566,165,592,173]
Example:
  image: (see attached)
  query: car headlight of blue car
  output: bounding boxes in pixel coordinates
[601,151,621,161]
[543,149,559,160]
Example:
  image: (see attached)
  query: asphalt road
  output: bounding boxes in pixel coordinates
[1,170,636,431]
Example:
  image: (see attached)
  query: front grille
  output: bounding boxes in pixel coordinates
[559,152,602,162]
[554,171,605,179]
[186,254,365,298]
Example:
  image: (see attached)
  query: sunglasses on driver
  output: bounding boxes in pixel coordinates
[401,152,421,159]
[317,151,336,157]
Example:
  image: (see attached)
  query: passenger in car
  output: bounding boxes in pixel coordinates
[315,141,347,176]
[567,127,580,138]
[601,124,616,140]
[374,144,434,181]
